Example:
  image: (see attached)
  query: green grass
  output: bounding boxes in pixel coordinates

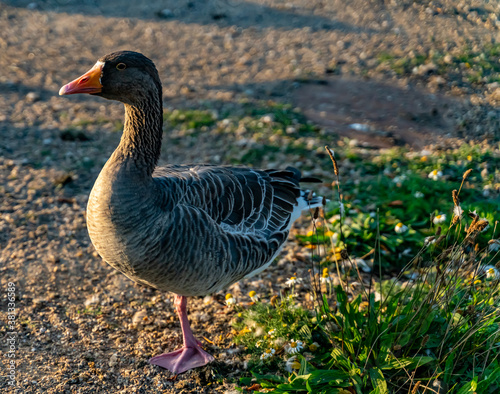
[226,134,499,392]
[377,43,500,86]
[164,109,216,129]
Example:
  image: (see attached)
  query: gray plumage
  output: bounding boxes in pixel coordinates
[80,51,322,297]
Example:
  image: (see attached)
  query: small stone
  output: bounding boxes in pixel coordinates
[43,138,52,145]
[26,92,40,102]
[488,88,500,101]
[84,294,100,307]
[157,9,173,18]
[429,76,446,87]
[412,63,437,76]
[261,114,274,123]
[109,353,119,367]
[131,310,148,328]
[349,123,370,132]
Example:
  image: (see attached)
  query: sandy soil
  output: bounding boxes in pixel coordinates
[1,0,499,392]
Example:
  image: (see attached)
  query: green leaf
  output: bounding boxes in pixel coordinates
[380,356,434,370]
[368,367,388,394]
[252,372,286,384]
[443,350,456,384]
[239,376,253,386]
[477,366,500,391]
[455,376,478,394]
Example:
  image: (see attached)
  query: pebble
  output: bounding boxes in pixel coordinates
[412,63,437,76]
[157,9,173,18]
[26,92,40,102]
[349,123,370,132]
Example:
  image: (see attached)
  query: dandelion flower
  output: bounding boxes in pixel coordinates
[285,339,304,354]
[285,356,301,372]
[309,342,320,352]
[433,214,446,224]
[394,222,408,234]
[248,290,259,302]
[484,265,500,280]
[285,276,303,287]
[260,348,275,360]
[488,240,500,253]
[428,170,443,181]
[225,293,236,306]
[414,191,424,198]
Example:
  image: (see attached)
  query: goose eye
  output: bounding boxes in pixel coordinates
[116,63,127,70]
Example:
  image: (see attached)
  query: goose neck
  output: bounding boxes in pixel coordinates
[115,98,163,176]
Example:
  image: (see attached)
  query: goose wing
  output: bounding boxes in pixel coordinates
[147,165,322,294]
[153,165,315,236]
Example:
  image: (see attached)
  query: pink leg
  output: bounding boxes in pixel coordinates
[149,295,214,374]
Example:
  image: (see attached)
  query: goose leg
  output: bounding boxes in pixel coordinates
[149,295,214,374]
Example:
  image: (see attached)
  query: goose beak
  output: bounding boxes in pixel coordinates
[59,61,103,96]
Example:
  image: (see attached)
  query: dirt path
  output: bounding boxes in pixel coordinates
[1,1,499,392]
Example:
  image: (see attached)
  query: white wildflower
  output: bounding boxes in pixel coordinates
[285,356,301,372]
[453,205,463,218]
[225,293,236,306]
[392,175,407,184]
[428,170,443,181]
[268,329,276,337]
[355,258,371,273]
[285,339,304,354]
[433,214,446,224]
[414,191,424,198]
[248,290,259,302]
[260,348,275,360]
[488,240,500,253]
[484,265,500,280]
[285,276,303,287]
[424,236,436,245]
[320,271,332,284]
[394,222,408,234]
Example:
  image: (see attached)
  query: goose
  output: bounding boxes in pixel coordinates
[59,51,322,374]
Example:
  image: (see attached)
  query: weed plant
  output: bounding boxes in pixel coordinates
[232,147,500,393]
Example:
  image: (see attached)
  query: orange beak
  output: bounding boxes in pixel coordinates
[59,62,103,95]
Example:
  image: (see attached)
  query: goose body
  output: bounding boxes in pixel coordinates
[60,51,322,374]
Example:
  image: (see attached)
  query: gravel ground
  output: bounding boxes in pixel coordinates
[1,0,499,392]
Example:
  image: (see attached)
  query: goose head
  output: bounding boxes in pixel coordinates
[59,51,162,106]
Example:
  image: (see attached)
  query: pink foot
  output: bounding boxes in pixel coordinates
[150,345,215,374]
[149,295,214,374]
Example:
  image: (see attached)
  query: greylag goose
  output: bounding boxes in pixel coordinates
[59,51,322,374]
